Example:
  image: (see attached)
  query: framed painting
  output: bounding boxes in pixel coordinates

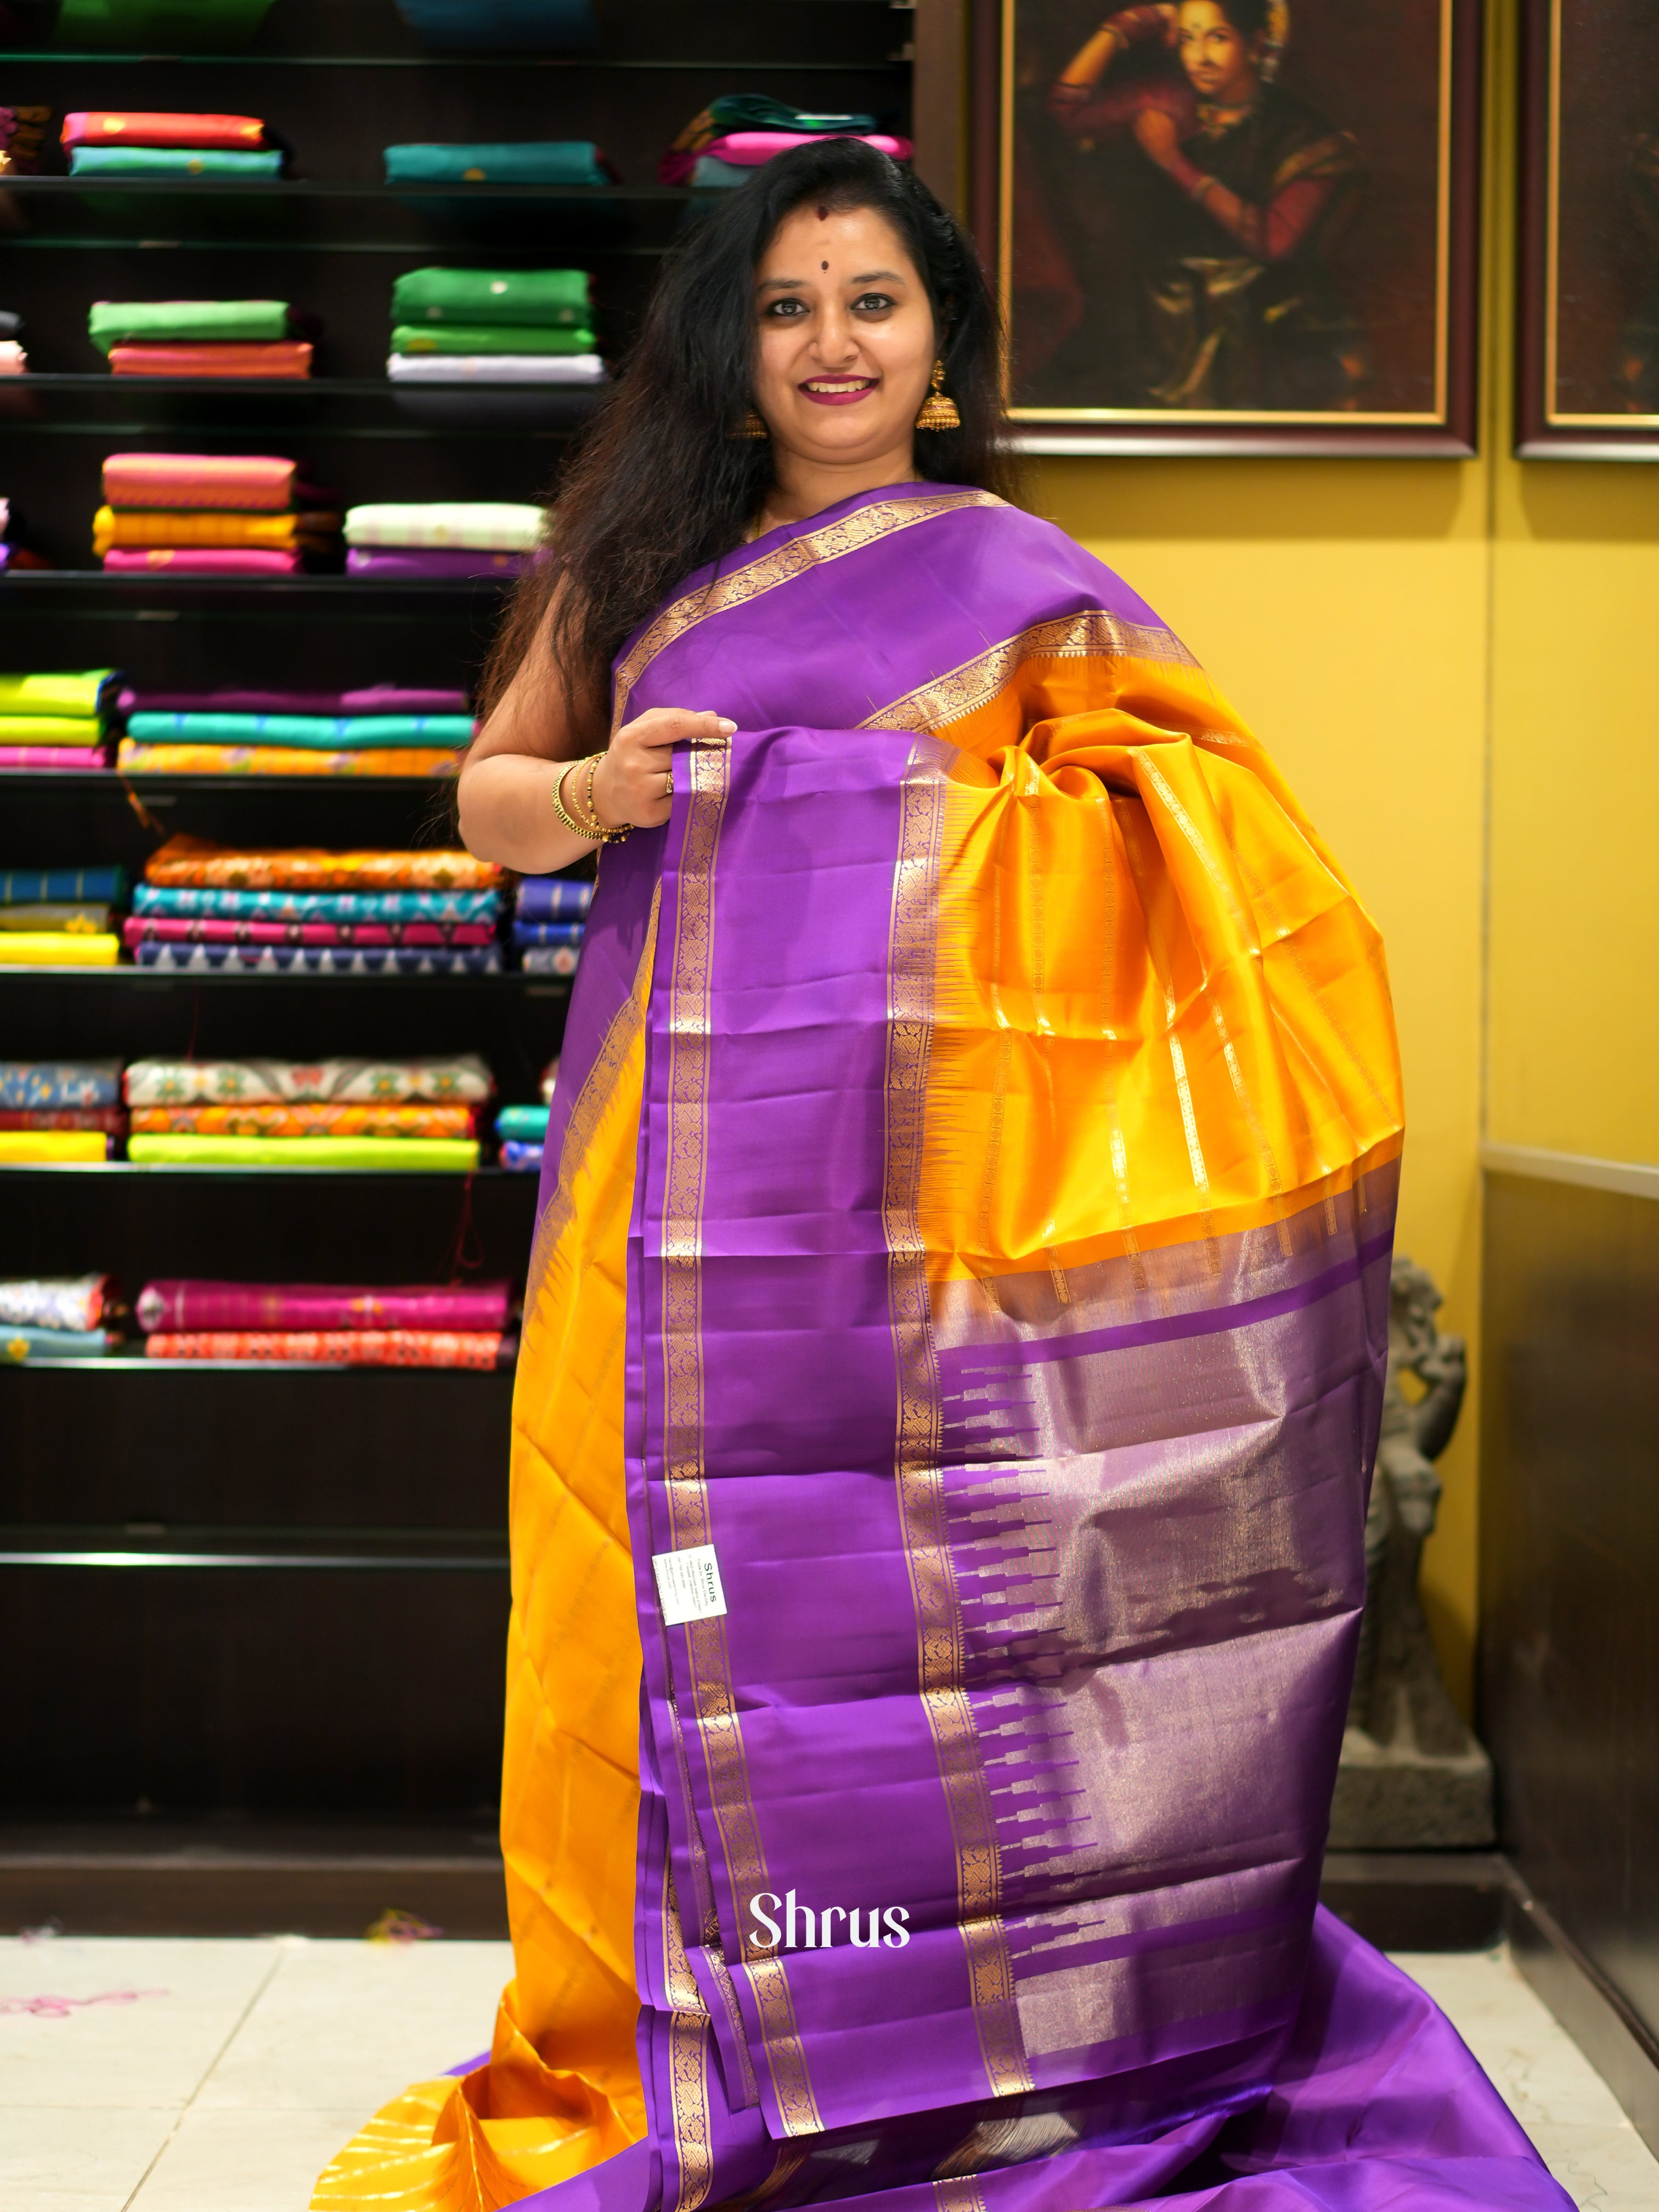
[972,0,1483,454]
[1518,0,1659,458]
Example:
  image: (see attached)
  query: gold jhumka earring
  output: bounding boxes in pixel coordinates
[731,406,769,439]
[915,359,961,431]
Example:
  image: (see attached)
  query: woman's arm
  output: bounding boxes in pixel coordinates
[456,594,734,873]
[1130,111,1338,261]
[1055,5,1175,95]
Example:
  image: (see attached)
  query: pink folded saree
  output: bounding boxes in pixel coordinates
[103,549,300,575]
[701,129,912,166]
[0,746,109,770]
[101,453,297,511]
[137,1279,512,1333]
[144,1327,511,1368]
[63,111,268,151]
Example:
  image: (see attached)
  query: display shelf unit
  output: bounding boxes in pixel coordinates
[0,0,911,1835]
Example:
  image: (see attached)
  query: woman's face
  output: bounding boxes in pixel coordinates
[1176,2,1260,104]
[751,201,936,471]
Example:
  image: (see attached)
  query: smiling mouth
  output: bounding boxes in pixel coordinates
[800,376,878,404]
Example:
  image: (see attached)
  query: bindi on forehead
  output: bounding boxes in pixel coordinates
[821,261,829,270]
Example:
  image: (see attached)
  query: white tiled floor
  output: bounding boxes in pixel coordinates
[2,1934,1655,2210]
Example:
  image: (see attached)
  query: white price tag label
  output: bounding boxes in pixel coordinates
[652,1543,727,1627]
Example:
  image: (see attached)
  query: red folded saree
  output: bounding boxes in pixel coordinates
[137,1279,513,1333]
[109,342,314,378]
[144,1328,510,1368]
[63,111,268,151]
[101,453,297,511]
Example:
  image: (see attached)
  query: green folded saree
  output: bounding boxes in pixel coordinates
[56,0,279,51]
[391,324,595,356]
[89,300,290,352]
[390,267,591,328]
[70,148,284,178]
[0,671,113,717]
[128,1135,481,1170]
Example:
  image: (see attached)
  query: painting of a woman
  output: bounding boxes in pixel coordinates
[1039,0,1367,409]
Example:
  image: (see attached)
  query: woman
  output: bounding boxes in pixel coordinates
[1047,0,1368,409]
[315,140,1566,2212]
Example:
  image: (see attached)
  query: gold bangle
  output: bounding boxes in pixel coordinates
[551,760,601,844]
[582,751,631,844]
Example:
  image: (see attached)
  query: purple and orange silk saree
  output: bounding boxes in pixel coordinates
[315,486,1569,2212]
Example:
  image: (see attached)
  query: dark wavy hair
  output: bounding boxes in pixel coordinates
[481,137,1019,737]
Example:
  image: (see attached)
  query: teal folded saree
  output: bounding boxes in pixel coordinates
[71,148,283,178]
[383,142,606,185]
[89,300,290,351]
[390,267,590,327]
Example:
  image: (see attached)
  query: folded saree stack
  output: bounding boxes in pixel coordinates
[387,266,605,387]
[0,1058,123,1160]
[90,298,314,380]
[138,1276,516,1365]
[128,836,503,970]
[0,858,123,965]
[1,1273,117,1361]
[116,679,472,778]
[661,95,911,187]
[512,869,589,973]
[96,452,340,577]
[495,1053,557,1172]
[0,670,116,771]
[126,1052,494,1168]
[345,501,540,580]
[63,110,285,181]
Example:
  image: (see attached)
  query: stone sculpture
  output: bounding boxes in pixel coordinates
[1329,1256,1496,1848]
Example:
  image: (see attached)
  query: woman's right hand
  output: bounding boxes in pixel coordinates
[589,708,736,832]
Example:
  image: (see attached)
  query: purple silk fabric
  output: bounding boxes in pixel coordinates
[118,685,468,716]
[347,547,525,579]
[513,487,1570,2212]
[135,1279,512,1334]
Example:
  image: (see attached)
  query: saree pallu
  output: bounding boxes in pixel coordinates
[137,1279,513,1333]
[316,485,1567,2212]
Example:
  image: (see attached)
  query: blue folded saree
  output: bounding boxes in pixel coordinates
[125,713,474,751]
[1,1325,112,1361]
[70,148,284,178]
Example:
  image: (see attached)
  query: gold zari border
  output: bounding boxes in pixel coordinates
[883,738,1033,2102]
[612,492,1004,729]
[859,610,1197,736]
[658,736,822,2139]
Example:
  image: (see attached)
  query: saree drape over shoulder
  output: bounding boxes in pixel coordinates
[314,487,1568,2212]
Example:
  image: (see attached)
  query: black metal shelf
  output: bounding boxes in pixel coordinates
[0,375,607,436]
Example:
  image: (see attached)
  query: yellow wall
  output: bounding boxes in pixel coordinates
[1014,1,1659,1717]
